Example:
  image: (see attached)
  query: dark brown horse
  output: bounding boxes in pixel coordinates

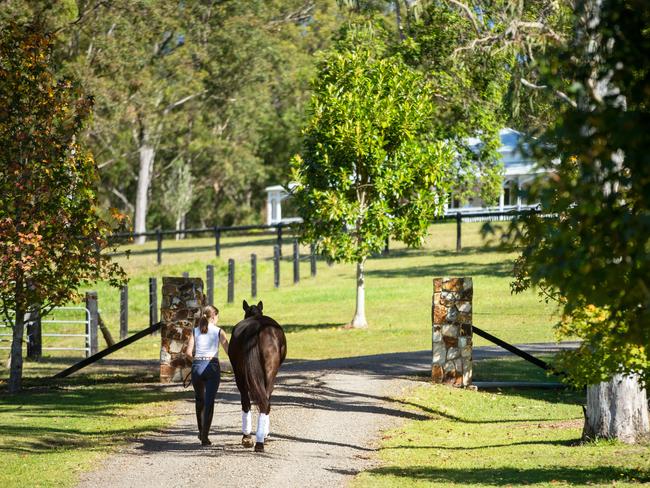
[228,300,287,452]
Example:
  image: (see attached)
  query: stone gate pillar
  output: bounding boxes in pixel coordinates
[160,277,205,383]
[432,277,473,387]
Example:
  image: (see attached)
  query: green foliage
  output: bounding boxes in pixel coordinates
[0,21,125,390]
[55,0,341,227]
[396,2,509,204]
[497,0,650,385]
[291,25,453,263]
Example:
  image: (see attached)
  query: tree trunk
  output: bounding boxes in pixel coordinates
[583,373,649,444]
[134,135,155,245]
[394,1,404,41]
[8,306,25,393]
[350,259,368,328]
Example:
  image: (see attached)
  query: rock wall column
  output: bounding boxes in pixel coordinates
[432,277,473,387]
[160,277,205,383]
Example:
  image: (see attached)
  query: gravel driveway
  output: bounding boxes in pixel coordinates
[75,343,577,488]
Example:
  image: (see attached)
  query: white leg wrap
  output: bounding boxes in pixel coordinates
[264,417,270,437]
[256,413,269,444]
[242,410,252,435]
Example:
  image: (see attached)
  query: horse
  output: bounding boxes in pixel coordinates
[228,300,287,452]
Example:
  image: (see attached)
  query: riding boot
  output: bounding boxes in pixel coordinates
[201,403,214,444]
[195,403,203,439]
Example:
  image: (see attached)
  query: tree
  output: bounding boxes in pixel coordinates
[291,24,503,327]
[61,1,205,244]
[160,156,194,238]
[56,0,341,230]
[0,21,125,393]
[494,0,650,443]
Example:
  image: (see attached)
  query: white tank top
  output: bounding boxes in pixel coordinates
[194,323,221,358]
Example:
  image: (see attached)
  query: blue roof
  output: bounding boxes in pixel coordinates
[498,128,522,151]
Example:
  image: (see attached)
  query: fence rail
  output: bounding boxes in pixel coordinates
[105,209,543,264]
[0,306,91,357]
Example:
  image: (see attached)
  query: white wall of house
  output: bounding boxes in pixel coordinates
[444,128,545,215]
[264,183,301,225]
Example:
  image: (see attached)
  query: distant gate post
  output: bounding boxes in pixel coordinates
[293,239,300,284]
[251,254,257,298]
[310,244,317,277]
[276,224,283,257]
[273,245,280,288]
[206,265,214,306]
[160,277,205,383]
[432,277,473,387]
[149,278,158,335]
[119,285,128,340]
[25,307,41,360]
[227,259,235,303]
[85,291,99,357]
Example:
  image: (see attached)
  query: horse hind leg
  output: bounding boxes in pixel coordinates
[242,410,254,448]
[234,366,255,448]
[254,330,282,453]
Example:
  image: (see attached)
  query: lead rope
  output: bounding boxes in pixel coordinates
[182,367,192,388]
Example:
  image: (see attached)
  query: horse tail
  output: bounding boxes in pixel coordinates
[244,332,269,414]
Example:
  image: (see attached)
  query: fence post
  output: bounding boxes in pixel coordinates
[293,239,300,284]
[156,230,163,264]
[251,254,257,298]
[149,278,158,334]
[119,285,128,340]
[214,227,221,258]
[206,265,214,306]
[310,244,317,277]
[182,271,189,278]
[25,307,41,360]
[456,212,462,252]
[227,259,235,303]
[85,291,99,357]
[276,224,283,257]
[273,245,280,288]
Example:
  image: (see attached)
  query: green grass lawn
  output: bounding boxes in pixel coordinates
[0,364,183,488]
[352,384,650,488]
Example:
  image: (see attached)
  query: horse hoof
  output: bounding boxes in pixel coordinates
[242,434,254,448]
[254,442,264,453]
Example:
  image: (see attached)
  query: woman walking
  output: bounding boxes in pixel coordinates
[185,305,229,445]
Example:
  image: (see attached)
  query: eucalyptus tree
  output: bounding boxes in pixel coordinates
[291,23,504,327]
[61,1,206,243]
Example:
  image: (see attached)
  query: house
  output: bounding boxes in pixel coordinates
[445,128,544,215]
[264,128,544,225]
[264,183,301,226]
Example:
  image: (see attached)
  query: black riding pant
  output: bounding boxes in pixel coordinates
[191,359,221,439]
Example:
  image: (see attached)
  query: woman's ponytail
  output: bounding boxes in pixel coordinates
[198,305,218,334]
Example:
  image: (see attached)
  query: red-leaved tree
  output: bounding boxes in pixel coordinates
[0,22,126,393]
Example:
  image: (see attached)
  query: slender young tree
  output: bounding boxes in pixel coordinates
[0,22,125,393]
[291,24,503,327]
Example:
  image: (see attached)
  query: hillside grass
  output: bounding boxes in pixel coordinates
[1,221,560,371]
[0,364,183,488]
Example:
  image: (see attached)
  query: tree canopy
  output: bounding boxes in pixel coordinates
[0,21,126,392]
[493,0,650,386]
